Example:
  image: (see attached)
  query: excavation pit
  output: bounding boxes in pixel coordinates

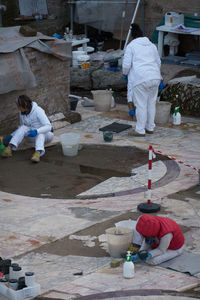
[0,144,173,199]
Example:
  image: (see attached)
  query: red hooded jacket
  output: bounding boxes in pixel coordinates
[136,215,184,250]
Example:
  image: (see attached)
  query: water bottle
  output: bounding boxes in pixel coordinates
[123,251,135,278]
[172,106,181,125]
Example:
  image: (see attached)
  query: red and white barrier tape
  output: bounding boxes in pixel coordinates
[153,148,200,173]
[147,145,199,206]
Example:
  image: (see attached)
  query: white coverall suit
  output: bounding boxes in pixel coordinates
[10,102,54,156]
[122,37,162,134]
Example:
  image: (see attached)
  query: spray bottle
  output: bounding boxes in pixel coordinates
[0,137,5,155]
[123,251,135,278]
[172,106,181,125]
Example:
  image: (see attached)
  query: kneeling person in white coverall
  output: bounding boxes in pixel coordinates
[1,95,54,163]
[122,23,162,136]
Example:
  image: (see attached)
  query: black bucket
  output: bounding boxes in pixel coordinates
[69,97,79,111]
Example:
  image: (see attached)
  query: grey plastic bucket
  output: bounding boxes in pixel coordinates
[155,101,172,124]
[105,227,133,258]
[92,90,112,112]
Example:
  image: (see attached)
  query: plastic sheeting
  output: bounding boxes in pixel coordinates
[74,0,136,38]
[18,0,48,16]
[0,26,71,94]
[160,251,200,276]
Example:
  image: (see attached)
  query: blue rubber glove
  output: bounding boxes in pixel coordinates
[131,253,139,261]
[122,74,128,82]
[159,81,165,92]
[27,130,37,137]
[132,252,152,262]
[129,109,135,118]
[145,253,152,261]
[3,135,12,146]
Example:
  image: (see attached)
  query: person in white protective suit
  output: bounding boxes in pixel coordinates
[122,23,162,136]
[1,95,54,163]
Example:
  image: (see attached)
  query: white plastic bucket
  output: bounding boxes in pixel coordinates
[72,50,85,67]
[92,90,112,112]
[155,101,172,124]
[105,227,133,258]
[115,219,136,230]
[78,54,90,69]
[60,133,80,156]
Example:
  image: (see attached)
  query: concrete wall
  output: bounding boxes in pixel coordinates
[0,48,70,135]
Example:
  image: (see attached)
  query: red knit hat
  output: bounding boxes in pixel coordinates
[136,214,160,237]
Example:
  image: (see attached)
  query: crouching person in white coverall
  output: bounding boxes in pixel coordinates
[1,95,54,163]
[131,214,185,265]
[122,23,162,137]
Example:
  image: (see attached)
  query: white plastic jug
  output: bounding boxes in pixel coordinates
[92,90,113,112]
[60,133,80,156]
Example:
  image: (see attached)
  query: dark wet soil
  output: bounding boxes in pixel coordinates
[32,209,191,258]
[0,144,166,199]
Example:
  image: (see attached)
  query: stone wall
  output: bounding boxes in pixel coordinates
[161,79,200,117]
[70,62,126,91]
[0,48,70,135]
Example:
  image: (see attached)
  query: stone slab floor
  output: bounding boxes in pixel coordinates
[0,102,200,300]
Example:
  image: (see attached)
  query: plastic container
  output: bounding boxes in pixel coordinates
[12,266,22,280]
[92,90,113,112]
[69,95,79,111]
[123,251,135,278]
[60,133,80,157]
[115,219,136,231]
[172,106,181,125]
[25,272,35,287]
[8,279,18,290]
[78,46,94,53]
[165,12,184,27]
[78,54,90,69]
[105,227,133,258]
[155,101,172,124]
[9,263,19,280]
[72,50,85,68]
[103,131,113,142]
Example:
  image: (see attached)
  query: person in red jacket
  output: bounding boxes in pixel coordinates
[133,214,184,265]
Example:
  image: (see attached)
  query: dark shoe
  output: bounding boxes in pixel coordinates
[129,131,145,137]
[146,129,154,134]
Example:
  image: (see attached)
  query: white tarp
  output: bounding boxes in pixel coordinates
[74,0,135,35]
[0,26,71,94]
[18,0,48,16]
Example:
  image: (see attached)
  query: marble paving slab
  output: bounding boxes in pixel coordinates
[78,161,166,197]
[52,262,200,296]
